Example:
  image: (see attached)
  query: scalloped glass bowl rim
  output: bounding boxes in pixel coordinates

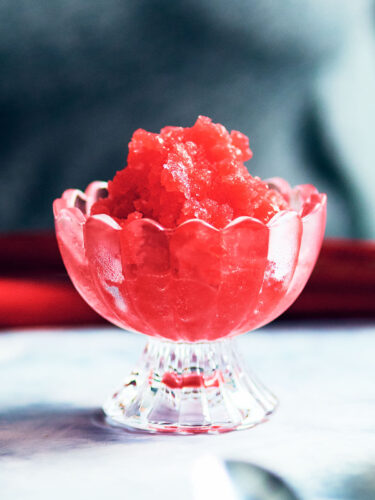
[53,180,327,231]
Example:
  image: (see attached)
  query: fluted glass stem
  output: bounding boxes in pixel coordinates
[103,338,277,434]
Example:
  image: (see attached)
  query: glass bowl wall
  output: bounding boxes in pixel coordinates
[53,179,326,342]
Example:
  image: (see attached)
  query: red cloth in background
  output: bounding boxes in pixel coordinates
[0,232,374,329]
[0,233,105,328]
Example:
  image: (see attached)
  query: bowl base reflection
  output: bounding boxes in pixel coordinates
[103,337,277,434]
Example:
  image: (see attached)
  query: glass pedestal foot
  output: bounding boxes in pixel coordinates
[103,338,277,434]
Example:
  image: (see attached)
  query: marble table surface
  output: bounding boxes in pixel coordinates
[0,323,374,500]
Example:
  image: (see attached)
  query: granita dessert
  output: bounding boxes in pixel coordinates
[81,114,322,342]
[54,115,326,433]
[91,115,288,228]
[55,115,326,343]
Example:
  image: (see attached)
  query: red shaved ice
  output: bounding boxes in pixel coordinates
[91,116,287,228]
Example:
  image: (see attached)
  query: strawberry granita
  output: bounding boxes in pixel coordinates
[54,114,327,434]
[91,116,287,227]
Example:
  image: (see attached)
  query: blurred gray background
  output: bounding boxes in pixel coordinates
[1,0,374,237]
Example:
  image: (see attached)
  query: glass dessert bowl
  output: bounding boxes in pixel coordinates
[53,178,326,434]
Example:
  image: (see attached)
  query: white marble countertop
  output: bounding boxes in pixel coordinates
[0,323,374,500]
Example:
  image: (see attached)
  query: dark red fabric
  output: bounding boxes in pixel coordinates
[0,232,105,328]
[0,232,374,329]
